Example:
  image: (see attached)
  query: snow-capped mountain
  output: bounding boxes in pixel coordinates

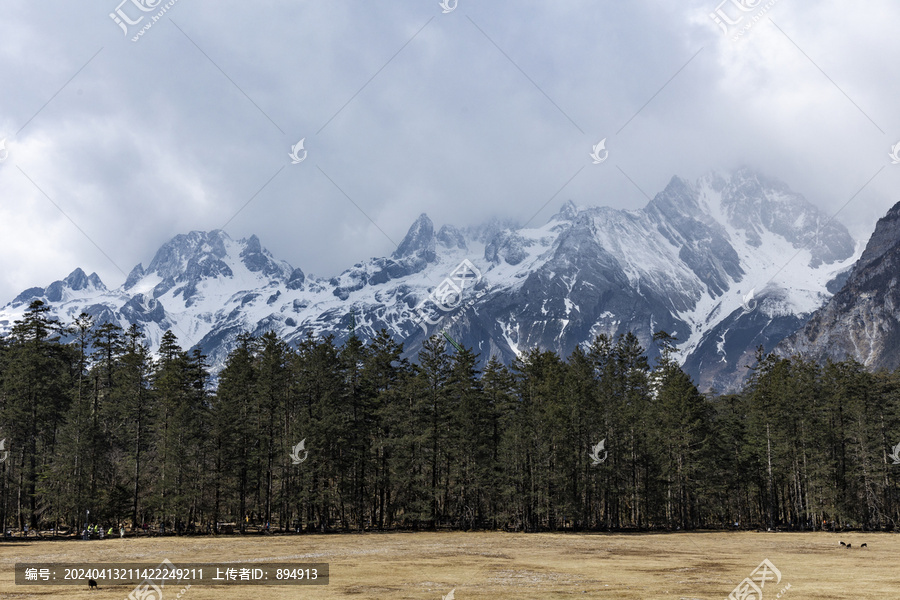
[776,198,900,369]
[0,169,860,391]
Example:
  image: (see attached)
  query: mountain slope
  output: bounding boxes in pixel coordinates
[777,199,900,369]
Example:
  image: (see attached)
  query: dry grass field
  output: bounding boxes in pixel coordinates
[0,530,893,599]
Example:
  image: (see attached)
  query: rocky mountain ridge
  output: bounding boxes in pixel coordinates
[0,168,860,391]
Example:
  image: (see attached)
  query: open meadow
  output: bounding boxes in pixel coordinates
[0,530,894,599]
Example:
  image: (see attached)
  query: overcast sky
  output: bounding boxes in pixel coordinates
[1,0,898,301]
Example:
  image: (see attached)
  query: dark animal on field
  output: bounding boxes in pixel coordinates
[88,578,98,590]
[846,543,852,549]
[861,543,867,548]
[839,541,846,546]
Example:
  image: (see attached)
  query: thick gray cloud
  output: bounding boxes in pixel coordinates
[0,0,898,302]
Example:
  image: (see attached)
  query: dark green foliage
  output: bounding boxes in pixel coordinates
[2,314,900,533]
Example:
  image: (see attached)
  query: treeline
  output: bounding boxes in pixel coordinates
[1,300,900,534]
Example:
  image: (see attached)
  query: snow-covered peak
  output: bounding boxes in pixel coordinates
[67,268,104,291]
[239,234,295,281]
[697,170,855,268]
[436,224,467,250]
[392,213,436,262]
[10,268,106,308]
[125,230,297,303]
[553,199,580,222]
[145,230,231,281]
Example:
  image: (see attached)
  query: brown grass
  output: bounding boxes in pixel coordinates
[0,530,891,599]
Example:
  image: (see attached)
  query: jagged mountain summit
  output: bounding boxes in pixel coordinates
[777,199,900,369]
[0,169,859,391]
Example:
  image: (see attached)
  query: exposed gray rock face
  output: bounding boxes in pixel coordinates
[777,200,900,369]
[437,225,467,250]
[392,213,436,263]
